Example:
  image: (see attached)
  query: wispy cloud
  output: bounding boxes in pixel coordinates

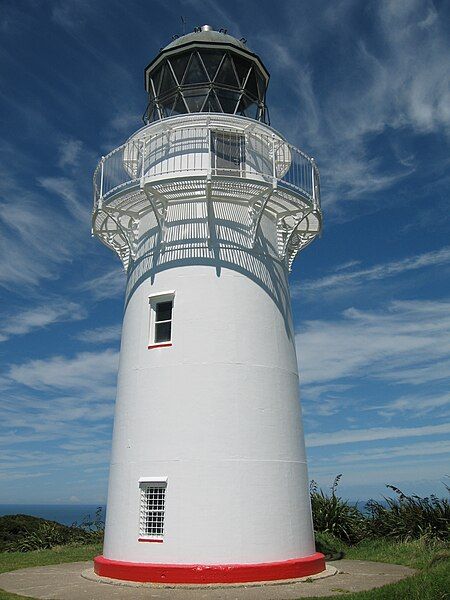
[5,349,119,393]
[297,299,450,387]
[58,138,83,169]
[307,422,450,447]
[258,0,450,208]
[0,301,86,342]
[75,324,122,344]
[38,176,90,224]
[295,246,450,297]
[79,266,125,300]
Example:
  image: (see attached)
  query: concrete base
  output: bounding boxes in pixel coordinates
[0,559,416,599]
[93,552,326,583]
[84,563,337,587]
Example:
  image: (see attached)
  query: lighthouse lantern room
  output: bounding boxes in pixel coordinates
[92,25,324,584]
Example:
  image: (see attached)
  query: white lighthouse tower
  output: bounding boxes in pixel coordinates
[93,26,324,584]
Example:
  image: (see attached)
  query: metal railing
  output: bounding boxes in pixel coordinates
[93,125,320,211]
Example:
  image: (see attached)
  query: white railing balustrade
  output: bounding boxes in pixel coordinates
[93,125,320,211]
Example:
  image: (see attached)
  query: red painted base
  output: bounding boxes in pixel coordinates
[93,552,326,584]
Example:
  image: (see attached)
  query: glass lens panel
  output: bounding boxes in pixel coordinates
[156,301,173,322]
[202,90,222,113]
[244,67,258,99]
[169,53,190,83]
[233,55,251,85]
[199,50,224,80]
[183,88,209,112]
[183,52,208,84]
[158,92,177,116]
[151,65,163,93]
[159,63,177,96]
[256,71,266,99]
[215,89,240,113]
[215,53,239,87]
[155,321,172,343]
[172,93,187,114]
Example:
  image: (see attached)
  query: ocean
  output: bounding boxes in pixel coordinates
[0,505,106,527]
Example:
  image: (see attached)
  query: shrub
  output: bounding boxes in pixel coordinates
[314,530,345,560]
[310,475,366,544]
[0,513,104,553]
[366,483,450,542]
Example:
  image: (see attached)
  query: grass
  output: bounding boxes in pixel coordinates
[0,540,448,599]
[316,537,450,600]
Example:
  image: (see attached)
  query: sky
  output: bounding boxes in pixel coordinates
[0,0,449,505]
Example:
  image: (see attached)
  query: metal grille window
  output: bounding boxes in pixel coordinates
[211,131,245,176]
[139,481,167,539]
[148,292,175,348]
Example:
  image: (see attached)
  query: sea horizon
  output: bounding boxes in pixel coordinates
[0,504,106,527]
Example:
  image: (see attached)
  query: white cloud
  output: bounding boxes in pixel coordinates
[372,392,450,417]
[259,0,450,207]
[75,324,122,344]
[307,422,450,447]
[79,266,125,300]
[6,349,119,392]
[0,196,74,289]
[326,439,450,465]
[38,176,90,224]
[295,246,450,297]
[297,299,450,387]
[0,301,86,342]
[58,138,83,169]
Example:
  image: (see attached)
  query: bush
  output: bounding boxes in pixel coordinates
[366,483,450,542]
[314,530,345,560]
[310,474,366,544]
[0,513,104,553]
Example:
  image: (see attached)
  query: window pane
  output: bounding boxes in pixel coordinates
[169,52,190,83]
[215,89,240,113]
[215,53,239,86]
[183,88,209,112]
[199,50,224,80]
[156,301,172,322]
[158,63,177,96]
[183,52,208,84]
[233,55,251,85]
[155,321,171,343]
[244,67,258,100]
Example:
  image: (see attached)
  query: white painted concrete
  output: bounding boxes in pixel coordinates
[102,186,316,564]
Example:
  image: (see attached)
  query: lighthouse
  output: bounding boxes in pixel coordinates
[92,25,324,583]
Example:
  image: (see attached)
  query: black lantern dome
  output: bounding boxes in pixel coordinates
[144,25,270,124]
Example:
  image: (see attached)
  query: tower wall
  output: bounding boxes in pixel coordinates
[102,204,316,565]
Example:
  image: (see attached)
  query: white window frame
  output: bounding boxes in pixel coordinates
[148,291,175,349]
[138,477,168,542]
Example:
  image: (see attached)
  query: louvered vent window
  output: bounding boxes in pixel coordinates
[211,131,245,175]
[139,481,167,540]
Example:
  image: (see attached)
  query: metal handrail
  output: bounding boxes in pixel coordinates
[93,125,320,212]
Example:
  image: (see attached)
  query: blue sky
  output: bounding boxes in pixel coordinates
[0,0,449,504]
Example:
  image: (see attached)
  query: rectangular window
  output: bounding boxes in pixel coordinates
[148,292,175,348]
[211,131,245,176]
[139,479,167,541]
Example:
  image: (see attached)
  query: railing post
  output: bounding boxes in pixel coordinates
[141,140,146,180]
[271,134,276,181]
[99,156,105,209]
[311,158,317,210]
[207,121,212,177]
